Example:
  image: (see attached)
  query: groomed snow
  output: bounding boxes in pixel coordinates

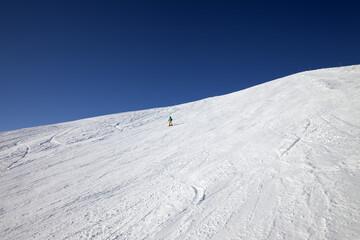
[1,65,360,239]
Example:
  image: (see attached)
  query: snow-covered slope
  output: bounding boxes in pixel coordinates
[1,65,360,240]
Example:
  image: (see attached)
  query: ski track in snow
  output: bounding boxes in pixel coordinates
[1,65,360,239]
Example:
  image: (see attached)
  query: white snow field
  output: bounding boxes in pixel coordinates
[1,65,360,240]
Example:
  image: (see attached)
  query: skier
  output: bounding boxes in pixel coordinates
[168,116,173,126]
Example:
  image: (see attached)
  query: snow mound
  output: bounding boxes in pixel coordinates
[1,65,360,239]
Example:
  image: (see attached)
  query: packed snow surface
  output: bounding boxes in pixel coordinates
[1,65,360,240]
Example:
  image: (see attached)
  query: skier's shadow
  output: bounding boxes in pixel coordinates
[171,123,184,127]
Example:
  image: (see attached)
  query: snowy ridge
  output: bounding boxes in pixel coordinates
[1,65,360,239]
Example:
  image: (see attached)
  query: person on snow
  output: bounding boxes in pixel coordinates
[168,116,173,126]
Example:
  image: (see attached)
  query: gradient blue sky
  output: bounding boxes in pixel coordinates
[1,0,359,131]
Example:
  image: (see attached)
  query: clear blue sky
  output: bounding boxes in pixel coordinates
[1,0,359,131]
